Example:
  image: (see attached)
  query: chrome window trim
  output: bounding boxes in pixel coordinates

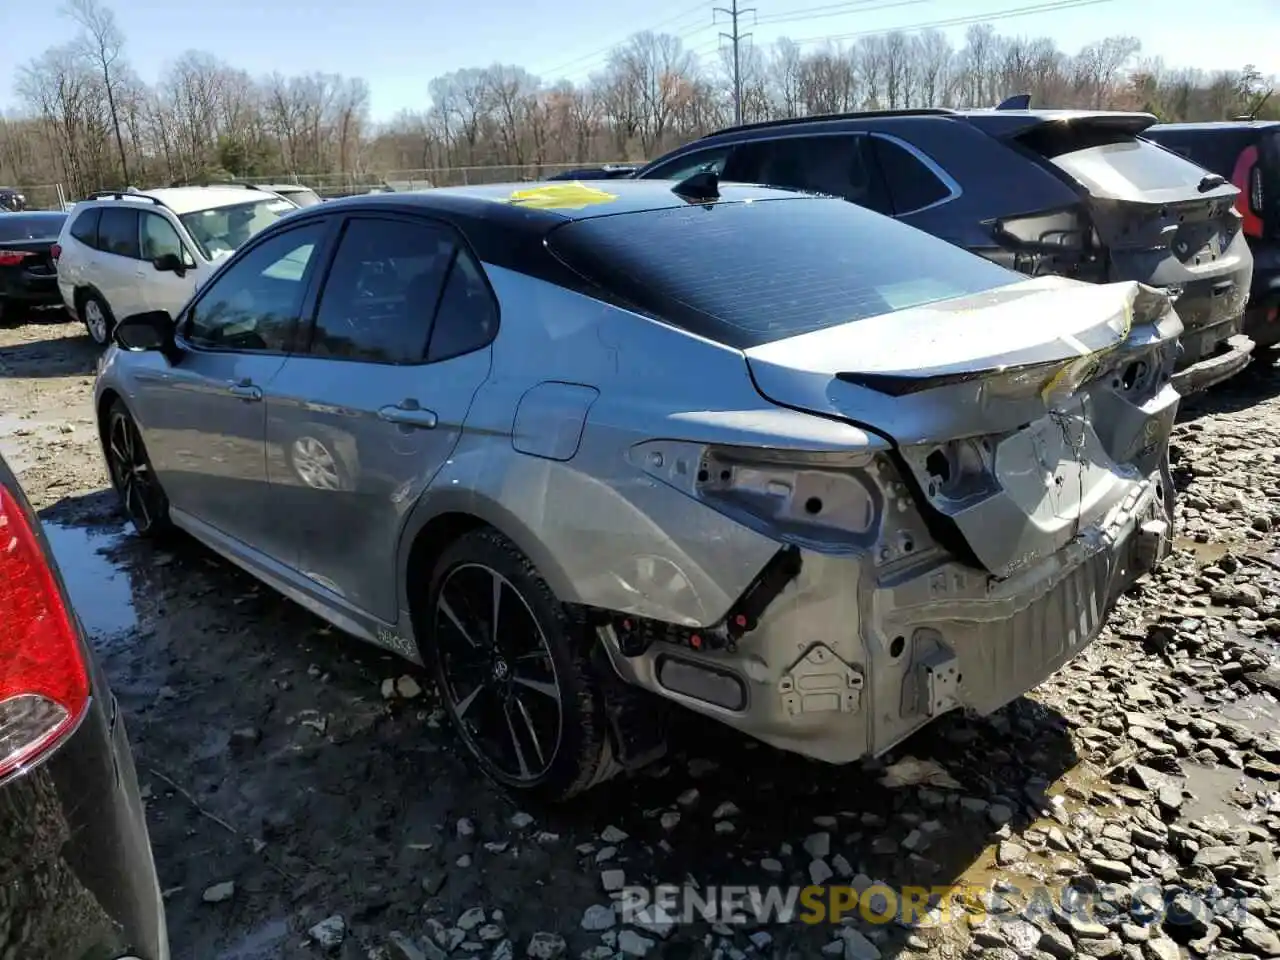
[866,131,963,215]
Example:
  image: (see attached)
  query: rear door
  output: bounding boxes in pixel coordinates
[978,114,1252,351]
[93,206,147,320]
[263,213,497,621]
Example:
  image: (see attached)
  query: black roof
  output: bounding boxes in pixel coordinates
[690,106,1157,143]
[312,179,813,225]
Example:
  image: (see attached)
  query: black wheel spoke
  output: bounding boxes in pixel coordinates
[502,701,532,778]
[512,673,560,702]
[454,681,488,720]
[439,594,484,648]
[490,571,503,647]
[512,695,547,767]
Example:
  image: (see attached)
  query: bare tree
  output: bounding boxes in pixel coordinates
[62,0,130,184]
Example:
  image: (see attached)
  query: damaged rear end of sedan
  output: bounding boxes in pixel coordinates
[528,187,1183,772]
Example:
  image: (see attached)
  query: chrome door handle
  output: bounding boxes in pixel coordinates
[378,404,438,429]
[228,384,262,401]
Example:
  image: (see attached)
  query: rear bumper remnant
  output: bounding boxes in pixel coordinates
[599,465,1171,766]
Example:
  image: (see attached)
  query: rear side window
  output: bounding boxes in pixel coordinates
[96,207,140,259]
[70,208,100,246]
[309,216,455,363]
[872,138,952,214]
[723,135,891,214]
[548,196,1019,349]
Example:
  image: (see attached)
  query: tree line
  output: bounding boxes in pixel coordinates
[1,0,1275,207]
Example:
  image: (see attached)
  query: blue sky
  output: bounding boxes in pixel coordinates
[3,0,1277,122]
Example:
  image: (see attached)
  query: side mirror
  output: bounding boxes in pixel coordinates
[114,310,176,354]
[153,252,186,276]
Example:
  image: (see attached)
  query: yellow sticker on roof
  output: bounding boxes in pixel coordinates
[505,183,618,211]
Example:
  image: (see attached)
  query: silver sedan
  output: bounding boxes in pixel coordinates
[94,178,1182,801]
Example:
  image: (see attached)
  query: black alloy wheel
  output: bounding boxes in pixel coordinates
[105,400,170,537]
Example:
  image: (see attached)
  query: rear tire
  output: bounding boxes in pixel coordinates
[426,528,618,802]
[80,291,114,345]
[104,400,172,538]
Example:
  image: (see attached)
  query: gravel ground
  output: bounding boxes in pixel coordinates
[2,313,1279,960]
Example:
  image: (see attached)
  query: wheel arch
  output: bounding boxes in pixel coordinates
[398,491,581,651]
[95,387,125,453]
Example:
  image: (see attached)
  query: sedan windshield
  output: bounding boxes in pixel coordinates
[278,187,322,207]
[180,197,296,261]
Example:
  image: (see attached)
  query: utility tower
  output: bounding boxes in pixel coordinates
[714,0,755,126]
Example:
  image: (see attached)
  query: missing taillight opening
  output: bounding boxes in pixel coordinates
[0,484,89,781]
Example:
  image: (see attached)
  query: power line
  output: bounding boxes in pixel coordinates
[753,0,935,28]
[531,1,709,81]
[715,0,757,124]
[787,0,1119,46]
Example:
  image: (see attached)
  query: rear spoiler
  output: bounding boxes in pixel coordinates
[964,108,1158,140]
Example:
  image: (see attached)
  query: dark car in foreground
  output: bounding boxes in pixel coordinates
[1145,119,1280,348]
[0,452,168,958]
[635,107,1255,394]
[0,210,67,323]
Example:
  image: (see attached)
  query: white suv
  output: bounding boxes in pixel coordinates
[54,185,298,344]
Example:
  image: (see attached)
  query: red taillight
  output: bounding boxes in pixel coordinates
[49,243,61,261]
[1231,146,1264,238]
[0,484,89,780]
[0,250,33,266]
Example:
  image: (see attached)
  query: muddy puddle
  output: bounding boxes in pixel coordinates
[1181,762,1269,824]
[41,521,139,643]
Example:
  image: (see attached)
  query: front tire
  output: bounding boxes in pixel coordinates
[104,400,171,537]
[427,528,617,802]
[81,291,114,345]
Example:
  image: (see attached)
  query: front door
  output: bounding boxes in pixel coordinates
[264,213,497,621]
[136,220,331,550]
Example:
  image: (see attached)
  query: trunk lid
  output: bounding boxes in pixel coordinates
[744,276,1182,577]
[0,238,56,275]
[979,112,1252,347]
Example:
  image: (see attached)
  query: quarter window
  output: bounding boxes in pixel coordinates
[96,207,141,259]
[69,208,100,246]
[184,223,326,353]
[427,250,498,362]
[308,217,457,363]
[872,138,953,214]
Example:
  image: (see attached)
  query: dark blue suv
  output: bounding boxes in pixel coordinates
[634,107,1256,394]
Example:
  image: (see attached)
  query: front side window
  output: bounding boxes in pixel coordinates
[640,146,731,182]
[179,197,297,262]
[308,216,457,363]
[96,207,140,259]
[139,211,194,266]
[548,195,1020,349]
[184,223,326,353]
